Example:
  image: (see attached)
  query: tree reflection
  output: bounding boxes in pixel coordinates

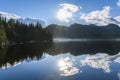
[0,42,52,68]
[0,48,7,67]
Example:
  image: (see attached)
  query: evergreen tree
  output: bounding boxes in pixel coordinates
[0,22,7,48]
[0,17,53,44]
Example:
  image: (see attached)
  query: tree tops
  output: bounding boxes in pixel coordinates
[0,17,52,48]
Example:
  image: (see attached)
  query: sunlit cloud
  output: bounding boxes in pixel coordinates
[115,16,120,22]
[80,6,120,26]
[114,16,120,26]
[117,0,120,7]
[80,6,111,26]
[58,57,80,76]
[56,3,79,23]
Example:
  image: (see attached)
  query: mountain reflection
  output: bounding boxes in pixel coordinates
[48,41,120,55]
[0,41,120,69]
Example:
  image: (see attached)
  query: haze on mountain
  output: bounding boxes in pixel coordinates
[47,23,120,39]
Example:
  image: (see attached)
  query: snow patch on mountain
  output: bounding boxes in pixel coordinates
[0,12,20,19]
[18,18,46,27]
[0,12,46,27]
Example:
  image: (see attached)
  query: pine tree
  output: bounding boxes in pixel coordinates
[0,22,7,48]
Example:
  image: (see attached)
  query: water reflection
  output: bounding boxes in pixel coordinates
[0,52,120,80]
[57,53,120,77]
[58,56,79,76]
[1,41,120,69]
[80,53,120,73]
[48,41,120,55]
[118,72,120,80]
[0,41,120,80]
[0,42,52,69]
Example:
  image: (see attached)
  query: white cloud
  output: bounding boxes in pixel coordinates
[117,0,120,7]
[56,3,79,23]
[80,6,112,26]
[80,6,120,26]
[114,16,120,22]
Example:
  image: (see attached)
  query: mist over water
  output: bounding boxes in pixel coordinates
[53,38,120,42]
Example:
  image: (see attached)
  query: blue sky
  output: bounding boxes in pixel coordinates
[0,0,120,26]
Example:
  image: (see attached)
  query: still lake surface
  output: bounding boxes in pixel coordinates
[0,40,120,80]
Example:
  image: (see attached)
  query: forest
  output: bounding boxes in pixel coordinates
[1,16,120,48]
[0,17,52,48]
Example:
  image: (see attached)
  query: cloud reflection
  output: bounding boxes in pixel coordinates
[80,53,120,73]
[57,52,120,76]
[80,53,111,73]
[118,72,120,80]
[113,52,120,63]
[58,56,80,76]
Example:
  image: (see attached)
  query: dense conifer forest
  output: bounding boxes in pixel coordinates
[0,17,52,48]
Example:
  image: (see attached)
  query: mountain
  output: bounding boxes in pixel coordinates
[18,18,45,27]
[0,12,46,27]
[47,23,120,39]
[0,12,20,19]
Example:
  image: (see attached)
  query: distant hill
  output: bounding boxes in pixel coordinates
[47,23,120,39]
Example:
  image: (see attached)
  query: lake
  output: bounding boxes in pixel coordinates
[0,41,120,80]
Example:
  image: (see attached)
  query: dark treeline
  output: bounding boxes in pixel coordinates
[0,17,52,48]
[0,20,6,48]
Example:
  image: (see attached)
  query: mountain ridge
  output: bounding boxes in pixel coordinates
[0,12,46,27]
[47,23,120,38]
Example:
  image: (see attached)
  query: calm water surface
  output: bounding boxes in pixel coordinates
[0,41,120,80]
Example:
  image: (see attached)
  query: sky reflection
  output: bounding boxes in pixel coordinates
[80,53,120,73]
[0,52,120,80]
[118,72,120,80]
[80,53,111,73]
[58,56,80,76]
